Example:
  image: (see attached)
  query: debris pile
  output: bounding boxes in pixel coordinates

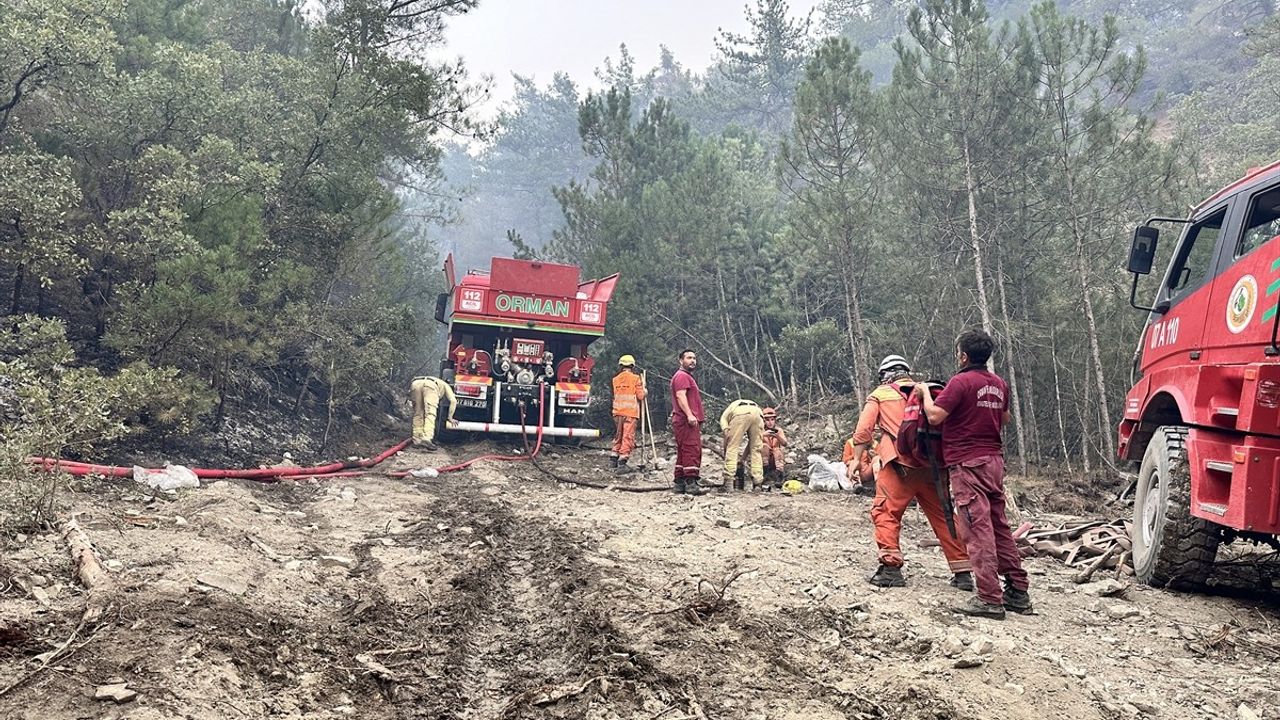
[1015,518,1134,582]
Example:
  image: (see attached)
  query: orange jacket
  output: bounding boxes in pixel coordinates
[851,380,912,467]
[761,426,787,467]
[611,369,646,418]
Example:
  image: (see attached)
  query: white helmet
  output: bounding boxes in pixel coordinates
[878,354,910,374]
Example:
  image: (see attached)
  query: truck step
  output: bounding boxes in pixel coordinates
[1205,460,1235,474]
[1197,502,1228,516]
[1211,406,1240,417]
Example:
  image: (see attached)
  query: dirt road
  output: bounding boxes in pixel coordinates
[2,443,1278,719]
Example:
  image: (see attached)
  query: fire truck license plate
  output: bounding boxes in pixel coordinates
[511,338,545,363]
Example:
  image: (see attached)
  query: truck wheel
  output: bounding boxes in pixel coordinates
[1132,426,1219,589]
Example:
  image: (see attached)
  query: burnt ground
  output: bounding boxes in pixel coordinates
[2,441,1279,720]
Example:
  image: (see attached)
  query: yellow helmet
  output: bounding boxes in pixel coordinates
[618,354,636,367]
[782,479,804,495]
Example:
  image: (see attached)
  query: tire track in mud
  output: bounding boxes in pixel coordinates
[413,486,670,719]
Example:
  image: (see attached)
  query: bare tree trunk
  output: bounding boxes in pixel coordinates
[963,140,995,336]
[1050,327,1074,474]
[838,268,869,397]
[1068,207,1117,461]
[1073,361,1093,476]
[11,263,24,315]
[994,247,1028,475]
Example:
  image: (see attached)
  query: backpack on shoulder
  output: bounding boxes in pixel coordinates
[893,380,945,469]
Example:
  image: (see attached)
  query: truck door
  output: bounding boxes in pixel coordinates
[1142,205,1233,374]
[1200,182,1280,364]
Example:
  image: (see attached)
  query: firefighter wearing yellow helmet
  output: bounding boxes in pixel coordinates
[610,354,646,472]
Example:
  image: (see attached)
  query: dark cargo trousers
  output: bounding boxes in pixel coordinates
[949,455,1029,605]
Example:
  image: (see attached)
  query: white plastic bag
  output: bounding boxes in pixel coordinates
[133,464,200,492]
[806,454,852,492]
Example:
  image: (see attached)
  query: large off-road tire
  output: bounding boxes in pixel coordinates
[1132,426,1220,589]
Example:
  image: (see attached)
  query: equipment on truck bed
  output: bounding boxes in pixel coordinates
[434,255,618,439]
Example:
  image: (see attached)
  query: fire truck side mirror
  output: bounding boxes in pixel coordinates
[1128,226,1159,276]
[434,292,449,324]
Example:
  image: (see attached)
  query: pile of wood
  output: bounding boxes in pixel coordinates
[1014,518,1135,583]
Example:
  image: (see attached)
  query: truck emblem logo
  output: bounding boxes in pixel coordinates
[1226,274,1258,334]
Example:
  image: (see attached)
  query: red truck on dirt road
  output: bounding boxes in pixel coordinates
[434,255,617,439]
[1122,160,1280,588]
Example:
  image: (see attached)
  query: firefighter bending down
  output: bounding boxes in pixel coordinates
[759,407,787,490]
[410,376,458,451]
[720,399,764,492]
[610,355,646,473]
[853,355,973,590]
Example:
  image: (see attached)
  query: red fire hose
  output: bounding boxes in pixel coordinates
[29,386,549,483]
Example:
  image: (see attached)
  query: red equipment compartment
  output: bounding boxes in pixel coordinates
[490,257,580,297]
[1187,428,1280,533]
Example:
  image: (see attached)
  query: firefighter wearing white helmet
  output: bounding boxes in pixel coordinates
[852,353,973,590]
[610,354,646,472]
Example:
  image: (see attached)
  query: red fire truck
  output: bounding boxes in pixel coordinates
[434,255,617,439]
[1122,160,1280,588]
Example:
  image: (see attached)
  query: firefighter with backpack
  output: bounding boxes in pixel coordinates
[851,355,973,590]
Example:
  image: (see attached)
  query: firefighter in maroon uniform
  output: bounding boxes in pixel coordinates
[918,329,1032,620]
[670,349,706,495]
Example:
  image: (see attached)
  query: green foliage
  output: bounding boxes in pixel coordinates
[0,0,478,453]
[0,316,207,533]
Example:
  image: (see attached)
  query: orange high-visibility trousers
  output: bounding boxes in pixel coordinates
[870,462,971,572]
[612,416,637,460]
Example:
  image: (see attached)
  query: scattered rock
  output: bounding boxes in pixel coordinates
[29,574,49,588]
[15,533,27,543]
[104,559,124,572]
[1082,579,1129,598]
[941,635,966,658]
[1238,704,1260,720]
[482,486,502,496]
[338,487,357,501]
[728,520,745,530]
[1004,683,1025,696]
[276,645,293,663]
[196,573,248,596]
[174,516,188,526]
[254,502,281,515]
[806,584,832,602]
[94,683,137,704]
[954,655,985,668]
[968,636,995,656]
[715,518,732,528]
[284,560,304,571]
[1130,700,1160,716]
[1107,605,1140,619]
[318,555,357,569]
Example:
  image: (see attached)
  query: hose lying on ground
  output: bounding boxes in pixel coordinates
[28,385,668,492]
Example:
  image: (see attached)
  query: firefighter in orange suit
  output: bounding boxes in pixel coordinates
[759,407,787,490]
[842,436,874,495]
[611,355,646,472]
[852,355,973,590]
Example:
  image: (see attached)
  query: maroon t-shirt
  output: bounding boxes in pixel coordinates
[934,367,1009,466]
[670,369,704,423]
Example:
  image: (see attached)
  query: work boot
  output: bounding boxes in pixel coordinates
[950,572,975,592]
[615,458,635,474]
[610,456,619,469]
[867,564,907,588]
[685,477,706,496]
[672,478,686,494]
[1003,579,1034,614]
[421,440,439,451]
[954,595,1006,620]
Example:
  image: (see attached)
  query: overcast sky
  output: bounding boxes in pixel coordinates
[436,0,826,117]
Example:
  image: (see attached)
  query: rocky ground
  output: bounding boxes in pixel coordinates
[1,438,1278,720]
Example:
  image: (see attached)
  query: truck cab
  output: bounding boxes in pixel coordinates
[434,254,617,439]
[1121,160,1280,588]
